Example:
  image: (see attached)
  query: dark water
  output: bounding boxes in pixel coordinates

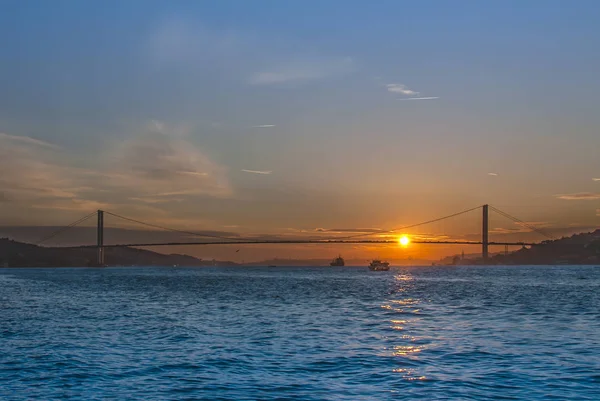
[1,266,599,400]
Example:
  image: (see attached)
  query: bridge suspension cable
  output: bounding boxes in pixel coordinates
[35,210,98,245]
[103,211,242,241]
[95,205,483,246]
[329,205,483,240]
[34,204,550,252]
[41,205,544,251]
[489,205,554,240]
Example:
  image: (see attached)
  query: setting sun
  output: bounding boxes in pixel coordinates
[399,235,411,247]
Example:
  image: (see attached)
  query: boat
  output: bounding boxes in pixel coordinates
[368,259,390,271]
[330,255,345,266]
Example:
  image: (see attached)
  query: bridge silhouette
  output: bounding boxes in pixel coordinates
[35,204,554,266]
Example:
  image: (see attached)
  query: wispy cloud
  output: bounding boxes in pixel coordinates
[0,121,233,219]
[252,124,276,128]
[386,84,419,95]
[31,198,110,212]
[0,132,60,149]
[138,216,233,232]
[488,172,499,176]
[593,178,600,181]
[555,192,600,200]
[148,17,241,65]
[177,171,209,177]
[241,169,272,175]
[105,122,232,199]
[128,197,184,204]
[385,84,439,100]
[0,133,106,213]
[490,221,550,234]
[314,227,384,234]
[154,189,216,197]
[249,57,354,85]
[397,97,440,101]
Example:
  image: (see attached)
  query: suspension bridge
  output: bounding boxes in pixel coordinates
[32,204,554,266]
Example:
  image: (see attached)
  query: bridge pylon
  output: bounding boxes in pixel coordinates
[482,204,489,260]
[97,210,104,266]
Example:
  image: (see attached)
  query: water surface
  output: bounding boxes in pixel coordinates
[1,265,599,400]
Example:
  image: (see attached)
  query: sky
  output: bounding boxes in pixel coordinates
[1,1,599,262]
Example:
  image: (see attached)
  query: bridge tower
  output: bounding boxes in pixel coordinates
[97,210,104,266]
[482,204,489,260]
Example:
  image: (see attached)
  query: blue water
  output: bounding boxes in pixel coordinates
[1,266,599,400]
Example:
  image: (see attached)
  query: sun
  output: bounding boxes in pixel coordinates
[398,235,410,247]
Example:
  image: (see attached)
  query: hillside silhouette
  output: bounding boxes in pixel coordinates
[448,229,600,265]
[0,238,237,267]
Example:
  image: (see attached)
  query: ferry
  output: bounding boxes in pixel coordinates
[330,255,345,266]
[368,259,390,271]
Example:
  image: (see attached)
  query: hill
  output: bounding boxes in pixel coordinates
[450,229,600,265]
[0,238,238,267]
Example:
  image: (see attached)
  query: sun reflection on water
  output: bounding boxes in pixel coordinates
[390,319,408,331]
[393,368,427,381]
[392,344,425,357]
[390,298,418,305]
[385,271,429,380]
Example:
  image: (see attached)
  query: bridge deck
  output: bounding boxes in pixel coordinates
[56,239,535,249]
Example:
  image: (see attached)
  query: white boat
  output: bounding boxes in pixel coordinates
[368,259,390,271]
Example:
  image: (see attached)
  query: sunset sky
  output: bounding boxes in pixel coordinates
[1,1,599,262]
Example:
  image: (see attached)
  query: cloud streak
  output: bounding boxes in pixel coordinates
[177,171,209,177]
[314,227,383,234]
[593,178,600,181]
[555,192,600,200]
[242,169,272,175]
[488,172,499,176]
[386,84,419,95]
[0,132,60,149]
[128,197,184,204]
[252,125,276,128]
[490,221,551,234]
[249,57,354,85]
[397,97,440,101]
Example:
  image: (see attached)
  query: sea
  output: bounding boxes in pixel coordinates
[1,265,599,400]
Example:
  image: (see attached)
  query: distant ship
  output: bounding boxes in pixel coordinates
[330,255,345,266]
[368,259,390,271]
